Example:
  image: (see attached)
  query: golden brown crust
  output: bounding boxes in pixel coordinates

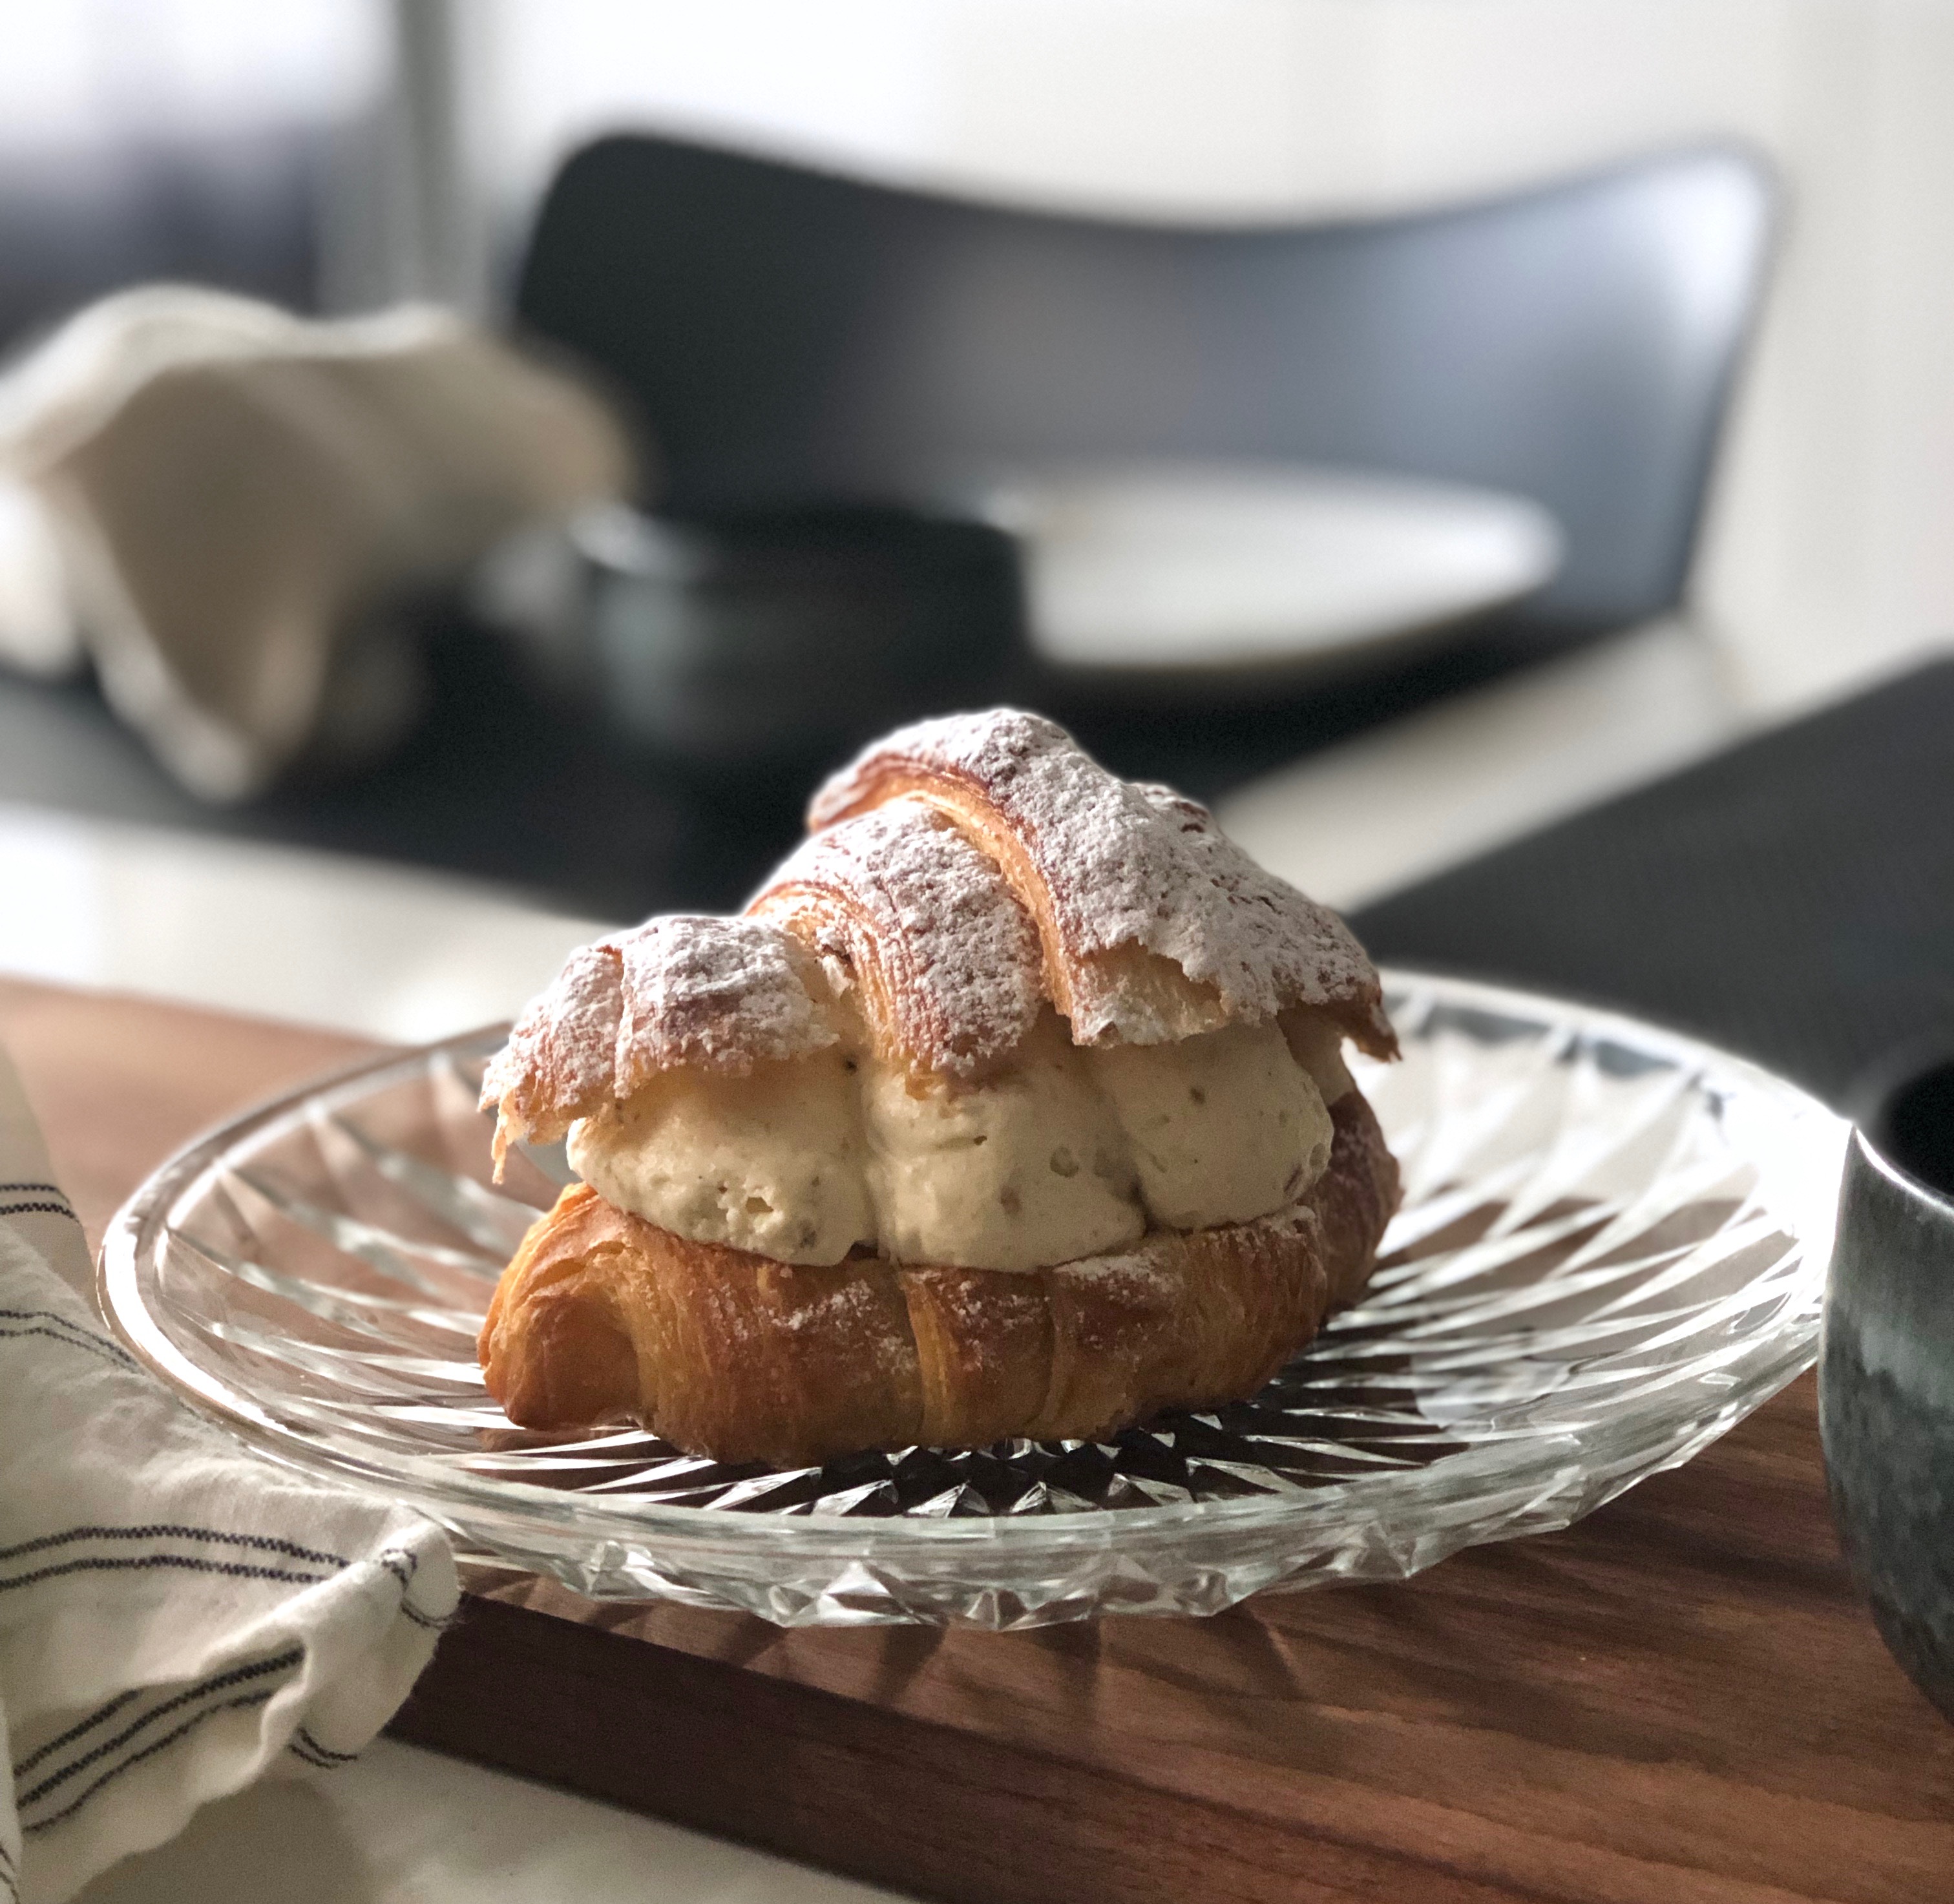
[479,1089,1400,1466]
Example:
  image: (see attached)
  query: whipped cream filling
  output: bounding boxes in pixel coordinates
[571,1005,1347,1271]
[863,1009,1144,1273]
[1282,1009,1356,1104]
[568,1048,875,1266]
[1086,1020,1332,1231]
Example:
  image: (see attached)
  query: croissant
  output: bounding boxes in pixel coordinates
[478,710,1401,1467]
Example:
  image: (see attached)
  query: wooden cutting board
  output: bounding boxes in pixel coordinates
[6,975,1950,1904]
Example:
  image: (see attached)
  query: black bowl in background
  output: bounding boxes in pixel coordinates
[1820,1054,1954,1724]
[575,502,1030,776]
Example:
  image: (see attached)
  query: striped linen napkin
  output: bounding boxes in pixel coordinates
[0,1048,457,1904]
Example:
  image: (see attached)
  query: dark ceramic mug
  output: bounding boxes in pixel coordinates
[1820,1056,1954,1722]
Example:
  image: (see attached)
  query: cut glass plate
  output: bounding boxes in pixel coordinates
[100,972,1847,1628]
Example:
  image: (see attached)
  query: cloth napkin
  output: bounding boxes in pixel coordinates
[0,284,635,799]
[0,1047,458,1904]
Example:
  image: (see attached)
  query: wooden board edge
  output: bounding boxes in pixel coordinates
[386,1593,1522,1904]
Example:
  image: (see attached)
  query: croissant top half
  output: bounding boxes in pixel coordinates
[482,709,1396,1167]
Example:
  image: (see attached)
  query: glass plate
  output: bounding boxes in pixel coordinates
[100,971,1847,1629]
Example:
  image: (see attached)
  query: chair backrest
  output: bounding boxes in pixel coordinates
[517,136,1773,633]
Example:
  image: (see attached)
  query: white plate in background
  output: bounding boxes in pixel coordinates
[965,461,1564,673]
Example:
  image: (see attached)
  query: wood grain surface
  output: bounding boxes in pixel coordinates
[0,976,375,1250]
[6,977,1950,1904]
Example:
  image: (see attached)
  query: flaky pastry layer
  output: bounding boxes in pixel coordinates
[479,1088,1399,1466]
[808,710,1399,1057]
[750,796,1044,1081]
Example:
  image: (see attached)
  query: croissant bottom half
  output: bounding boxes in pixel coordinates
[479,1089,1398,1467]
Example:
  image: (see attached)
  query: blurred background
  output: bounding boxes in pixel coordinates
[1,0,1949,1040]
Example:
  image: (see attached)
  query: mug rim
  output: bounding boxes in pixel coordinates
[1852,1109,1954,1223]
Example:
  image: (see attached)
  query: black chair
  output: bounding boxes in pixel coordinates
[0,134,1780,925]
[516,135,1774,640]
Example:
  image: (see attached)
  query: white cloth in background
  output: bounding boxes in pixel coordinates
[0,1049,458,1904]
[0,286,635,799]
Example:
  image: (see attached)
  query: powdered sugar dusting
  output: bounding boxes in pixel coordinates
[481,916,837,1149]
[479,940,623,1144]
[751,799,1042,1076]
[808,709,1394,1051]
[1057,1190,1317,1286]
[775,1273,887,1334]
[615,915,839,1091]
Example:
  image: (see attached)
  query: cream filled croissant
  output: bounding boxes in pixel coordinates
[477,711,1401,1466]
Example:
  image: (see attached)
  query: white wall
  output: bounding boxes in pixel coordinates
[470,0,1954,717]
[0,0,379,151]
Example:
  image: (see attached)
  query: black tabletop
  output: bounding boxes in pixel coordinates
[1352,656,1954,1108]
